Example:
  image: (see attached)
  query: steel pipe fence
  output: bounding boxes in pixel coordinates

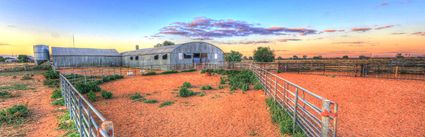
[249,64,338,137]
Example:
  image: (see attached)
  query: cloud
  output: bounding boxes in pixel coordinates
[391,32,405,35]
[412,32,425,36]
[7,25,16,28]
[380,2,389,6]
[333,41,366,45]
[351,28,372,32]
[0,43,10,46]
[278,38,302,42]
[322,29,344,33]
[158,17,316,39]
[216,40,272,45]
[375,25,394,30]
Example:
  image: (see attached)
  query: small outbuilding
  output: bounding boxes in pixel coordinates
[51,47,121,68]
[121,42,224,70]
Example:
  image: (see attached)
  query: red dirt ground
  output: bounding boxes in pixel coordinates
[0,74,64,137]
[95,72,281,137]
[276,73,425,137]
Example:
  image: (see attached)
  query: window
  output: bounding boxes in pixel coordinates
[183,53,192,59]
[162,54,168,60]
[154,55,159,60]
[130,56,133,60]
[178,53,183,60]
[135,56,139,60]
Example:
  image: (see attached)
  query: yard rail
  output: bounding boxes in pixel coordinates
[249,64,338,137]
[53,65,114,137]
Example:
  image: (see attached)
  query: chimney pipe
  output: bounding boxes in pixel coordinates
[136,45,139,50]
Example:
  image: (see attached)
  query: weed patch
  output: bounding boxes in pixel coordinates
[130,92,144,101]
[51,89,62,99]
[0,84,29,91]
[159,101,174,108]
[0,105,30,125]
[201,85,213,90]
[58,112,79,136]
[179,87,196,97]
[87,91,97,102]
[265,98,305,136]
[161,70,178,74]
[52,98,65,106]
[181,82,192,88]
[142,71,157,76]
[75,81,101,94]
[101,90,113,99]
[181,69,196,72]
[143,99,158,104]
[21,74,33,80]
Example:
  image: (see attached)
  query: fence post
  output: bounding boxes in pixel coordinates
[79,98,84,136]
[395,66,399,78]
[321,100,331,137]
[293,88,299,135]
[264,70,268,95]
[274,76,277,101]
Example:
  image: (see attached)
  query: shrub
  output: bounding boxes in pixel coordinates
[181,82,192,88]
[0,91,12,98]
[87,91,96,102]
[130,92,144,101]
[254,83,263,90]
[201,85,213,90]
[179,87,196,97]
[241,83,249,92]
[51,89,62,99]
[218,85,224,89]
[52,98,65,106]
[142,71,157,76]
[181,69,196,72]
[43,68,59,79]
[102,74,123,83]
[276,69,283,73]
[265,98,304,136]
[75,81,101,94]
[44,79,59,88]
[220,77,226,84]
[143,99,158,104]
[101,91,113,99]
[21,74,33,80]
[159,101,174,108]
[161,70,178,74]
[199,91,206,97]
[0,105,30,125]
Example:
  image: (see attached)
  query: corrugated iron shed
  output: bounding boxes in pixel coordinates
[52,47,120,56]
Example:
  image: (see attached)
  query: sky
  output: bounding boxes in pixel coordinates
[0,0,424,58]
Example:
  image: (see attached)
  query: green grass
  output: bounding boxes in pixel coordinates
[0,91,13,98]
[179,87,196,97]
[143,99,158,104]
[0,105,30,125]
[130,92,144,101]
[57,112,79,137]
[51,98,65,106]
[181,69,196,72]
[161,70,178,74]
[101,90,113,99]
[87,91,96,102]
[199,91,206,97]
[265,98,305,136]
[159,101,174,108]
[200,85,213,90]
[142,71,157,76]
[0,70,45,77]
[43,78,59,88]
[51,89,62,99]
[0,84,29,91]
[181,82,192,88]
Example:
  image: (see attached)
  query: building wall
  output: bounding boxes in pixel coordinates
[53,55,121,68]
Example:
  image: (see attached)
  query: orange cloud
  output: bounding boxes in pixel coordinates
[351,28,372,32]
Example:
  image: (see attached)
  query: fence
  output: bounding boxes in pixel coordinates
[53,66,114,137]
[249,64,338,137]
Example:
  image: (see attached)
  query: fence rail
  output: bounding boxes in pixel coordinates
[249,64,338,137]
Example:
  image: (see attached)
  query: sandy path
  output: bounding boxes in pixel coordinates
[0,74,64,137]
[95,72,281,137]
[276,73,425,137]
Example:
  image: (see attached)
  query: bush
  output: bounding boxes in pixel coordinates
[199,91,206,97]
[44,79,59,88]
[21,74,33,80]
[220,77,226,84]
[87,91,96,102]
[43,68,59,79]
[142,71,157,76]
[51,89,62,99]
[143,99,158,104]
[277,69,283,73]
[241,83,249,92]
[52,98,65,106]
[218,85,224,89]
[254,83,263,90]
[181,69,196,72]
[0,91,12,98]
[181,82,192,88]
[101,91,113,99]
[130,92,144,101]
[179,87,195,97]
[265,98,304,136]
[159,101,174,108]
[75,81,101,94]
[0,105,30,125]
[161,70,178,74]
[201,85,213,90]
[102,74,123,83]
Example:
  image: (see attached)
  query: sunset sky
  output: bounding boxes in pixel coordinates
[0,0,424,58]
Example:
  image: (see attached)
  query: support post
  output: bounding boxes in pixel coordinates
[293,88,299,135]
[321,100,331,137]
[274,76,277,101]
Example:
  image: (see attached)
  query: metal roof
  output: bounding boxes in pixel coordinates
[51,47,120,56]
[122,42,216,56]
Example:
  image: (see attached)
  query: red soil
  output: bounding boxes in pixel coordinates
[276,73,425,137]
[0,74,64,137]
[95,72,281,137]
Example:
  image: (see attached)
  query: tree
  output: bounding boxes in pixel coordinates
[342,55,349,59]
[359,55,369,59]
[302,55,307,60]
[242,56,248,60]
[395,53,404,59]
[253,47,275,62]
[312,56,322,60]
[277,56,284,60]
[248,56,253,60]
[292,55,299,60]
[154,41,175,47]
[0,56,5,62]
[225,50,243,62]
[17,55,29,62]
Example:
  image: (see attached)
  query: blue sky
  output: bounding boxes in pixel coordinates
[0,0,424,57]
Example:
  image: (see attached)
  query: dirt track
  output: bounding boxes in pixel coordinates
[95,72,280,137]
[277,73,425,137]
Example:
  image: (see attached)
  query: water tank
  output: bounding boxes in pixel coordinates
[33,44,50,65]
